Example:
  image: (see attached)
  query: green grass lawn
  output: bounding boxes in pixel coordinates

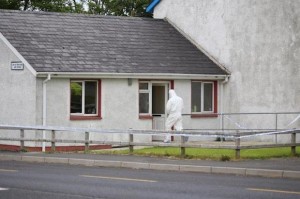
[91,147,299,161]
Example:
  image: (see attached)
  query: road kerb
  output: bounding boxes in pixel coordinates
[212,167,246,176]
[94,160,122,167]
[122,162,150,169]
[180,165,212,173]
[69,158,94,166]
[282,171,300,179]
[44,157,69,164]
[1,154,300,179]
[22,156,45,163]
[150,163,180,171]
[246,169,283,178]
[0,154,22,161]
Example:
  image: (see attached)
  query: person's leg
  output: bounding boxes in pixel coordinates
[164,133,171,143]
[165,116,174,131]
[164,115,176,142]
[174,116,183,131]
[174,117,188,141]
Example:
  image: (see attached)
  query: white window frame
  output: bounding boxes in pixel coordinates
[70,80,98,116]
[191,81,214,113]
[139,81,152,115]
[138,81,170,116]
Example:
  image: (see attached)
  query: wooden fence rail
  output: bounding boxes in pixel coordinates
[0,125,299,159]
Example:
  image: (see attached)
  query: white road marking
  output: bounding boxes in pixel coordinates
[247,188,300,195]
[0,187,9,191]
[0,169,18,172]
[80,175,157,183]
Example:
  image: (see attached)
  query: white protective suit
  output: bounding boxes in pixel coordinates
[164,90,184,142]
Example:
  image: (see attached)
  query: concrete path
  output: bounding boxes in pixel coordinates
[1,152,299,179]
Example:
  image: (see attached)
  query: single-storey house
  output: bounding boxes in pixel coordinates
[0,9,229,150]
[1,0,300,150]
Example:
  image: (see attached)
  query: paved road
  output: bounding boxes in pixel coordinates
[0,161,299,199]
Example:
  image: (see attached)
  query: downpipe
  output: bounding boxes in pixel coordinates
[42,74,51,152]
[220,76,229,133]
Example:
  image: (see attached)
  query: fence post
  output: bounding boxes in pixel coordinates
[51,130,55,152]
[275,113,278,143]
[235,136,241,159]
[291,130,296,156]
[221,113,224,133]
[20,129,24,151]
[180,135,186,157]
[85,132,90,153]
[129,133,133,154]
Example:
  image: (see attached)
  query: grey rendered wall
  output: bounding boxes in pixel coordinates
[43,78,152,144]
[0,38,37,145]
[154,0,300,115]
[42,78,221,143]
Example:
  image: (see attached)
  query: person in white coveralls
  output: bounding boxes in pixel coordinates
[164,90,184,143]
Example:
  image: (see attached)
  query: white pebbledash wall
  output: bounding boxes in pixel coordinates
[41,78,221,144]
[0,39,38,146]
[153,0,300,131]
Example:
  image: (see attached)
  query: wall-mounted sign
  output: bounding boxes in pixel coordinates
[11,62,24,70]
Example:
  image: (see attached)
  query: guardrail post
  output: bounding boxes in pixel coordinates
[221,113,224,133]
[291,130,296,156]
[180,135,186,157]
[51,130,55,152]
[129,133,133,154]
[275,113,278,143]
[20,129,24,151]
[85,132,90,153]
[235,136,241,159]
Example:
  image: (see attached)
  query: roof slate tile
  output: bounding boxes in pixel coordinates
[0,9,227,75]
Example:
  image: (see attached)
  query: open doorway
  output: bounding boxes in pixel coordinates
[138,80,171,131]
[151,82,169,141]
[152,83,168,130]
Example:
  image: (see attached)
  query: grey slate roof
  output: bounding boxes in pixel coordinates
[0,9,227,75]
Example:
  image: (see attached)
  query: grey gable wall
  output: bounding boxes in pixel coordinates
[154,0,300,114]
[0,39,37,126]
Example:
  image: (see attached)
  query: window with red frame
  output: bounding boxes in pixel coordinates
[70,80,100,118]
[191,81,216,113]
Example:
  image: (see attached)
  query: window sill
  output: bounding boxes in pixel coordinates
[139,115,153,120]
[191,114,218,118]
[70,115,102,120]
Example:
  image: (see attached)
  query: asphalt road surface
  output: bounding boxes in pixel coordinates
[0,161,299,199]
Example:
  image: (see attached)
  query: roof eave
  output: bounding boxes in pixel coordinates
[36,72,229,80]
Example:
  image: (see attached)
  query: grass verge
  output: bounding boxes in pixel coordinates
[90,147,299,161]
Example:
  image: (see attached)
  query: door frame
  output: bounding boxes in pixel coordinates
[151,82,169,116]
[151,81,169,131]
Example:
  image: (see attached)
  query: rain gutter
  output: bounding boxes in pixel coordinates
[36,72,229,80]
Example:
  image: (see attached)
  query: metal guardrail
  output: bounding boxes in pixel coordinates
[0,124,299,159]
[182,112,300,131]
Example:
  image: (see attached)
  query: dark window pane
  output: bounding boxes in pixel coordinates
[204,83,213,111]
[139,93,149,114]
[139,83,148,90]
[191,82,201,112]
[71,82,82,113]
[85,82,97,114]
